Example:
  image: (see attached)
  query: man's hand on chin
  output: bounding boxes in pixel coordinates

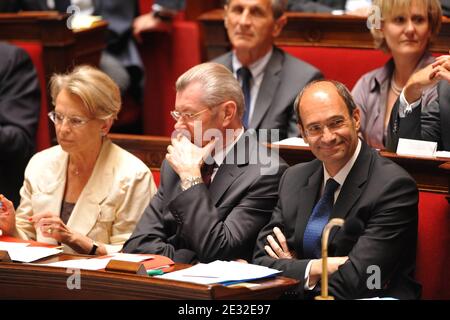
[166,133,216,180]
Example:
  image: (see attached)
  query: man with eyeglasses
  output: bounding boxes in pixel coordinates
[0,42,40,207]
[123,62,288,263]
[253,80,421,299]
[213,0,322,141]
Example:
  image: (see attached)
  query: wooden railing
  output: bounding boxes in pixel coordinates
[109,133,450,201]
[198,10,450,60]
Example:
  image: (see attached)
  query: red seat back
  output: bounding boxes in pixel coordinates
[11,41,51,151]
[416,192,450,299]
[280,46,391,90]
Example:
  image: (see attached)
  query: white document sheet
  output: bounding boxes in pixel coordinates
[40,253,154,270]
[272,137,309,147]
[157,260,281,285]
[6,246,62,263]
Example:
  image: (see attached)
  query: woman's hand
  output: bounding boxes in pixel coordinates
[0,194,16,236]
[430,53,450,83]
[30,212,73,243]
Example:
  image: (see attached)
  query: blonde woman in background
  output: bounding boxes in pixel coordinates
[0,65,157,255]
[352,0,442,149]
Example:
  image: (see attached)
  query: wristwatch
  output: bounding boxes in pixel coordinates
[180,176,203,191]
[151,4,177,21]
[88,241,99,255]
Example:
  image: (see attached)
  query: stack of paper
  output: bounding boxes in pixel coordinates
[0,241,62,263]
[40,253,154,271]
[272,137,309,147]
[156,260,281,285]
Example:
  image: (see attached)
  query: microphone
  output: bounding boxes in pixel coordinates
[315,217,364,300]
[315,218,344,300]
[334,217,364,256]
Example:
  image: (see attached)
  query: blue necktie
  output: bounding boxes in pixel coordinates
[303,178,340,258]
[237,67,252,128]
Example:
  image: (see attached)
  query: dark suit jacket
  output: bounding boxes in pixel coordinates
[253,142,421,299]
[123,131,288,263]
[386,81,450,151]
[442,0,450,17]
[287,0,347,12]
[213,47,323,140]
[0,42,40,207]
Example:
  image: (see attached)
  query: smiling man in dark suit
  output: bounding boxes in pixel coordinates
[253,80,421,299]
[213,0,322,140]
[123,62,287,263]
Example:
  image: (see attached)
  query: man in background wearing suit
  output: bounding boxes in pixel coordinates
[0,42,40,207]
[213,0,322,140]
[123,62,288,263]
[387,53,450,151]
[253,80,421,299]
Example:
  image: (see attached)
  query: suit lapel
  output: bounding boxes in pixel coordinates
[67,139,113,237]
[35,148,68,244]
[294,165,323,256]
[250,48,283,129]
[208,131,254,205]
[328,143,372,242]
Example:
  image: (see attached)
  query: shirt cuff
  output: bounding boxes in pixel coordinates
[304,259,316,290]
[399,90,422,118]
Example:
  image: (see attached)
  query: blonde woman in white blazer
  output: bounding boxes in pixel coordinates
[0,66,157,255]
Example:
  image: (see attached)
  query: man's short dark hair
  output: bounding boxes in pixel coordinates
[294,80,358,128]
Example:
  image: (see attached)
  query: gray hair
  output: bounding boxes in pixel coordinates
[50,65,121,120]
[225,0,287,19]
[176,62,244,118]
[294,80,357,127]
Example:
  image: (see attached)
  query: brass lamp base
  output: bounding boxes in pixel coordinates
[315,295,335,300]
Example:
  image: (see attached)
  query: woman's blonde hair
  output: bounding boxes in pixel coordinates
[50,65,121,120]
[370,0,442,53]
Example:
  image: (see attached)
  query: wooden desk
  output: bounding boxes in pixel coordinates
[198,10,450,60]
[0,254,299,300]
[0,12,107,82]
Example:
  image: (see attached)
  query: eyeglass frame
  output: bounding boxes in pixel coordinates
[302,116,352,138]
[170,107,211,122]
[48,110,92,128]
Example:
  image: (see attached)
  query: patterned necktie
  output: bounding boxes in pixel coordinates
[303,178,340,258]
[237,67,252,128]
[201,161,217,187]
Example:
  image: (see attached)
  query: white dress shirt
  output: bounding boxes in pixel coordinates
[232,49,273,124]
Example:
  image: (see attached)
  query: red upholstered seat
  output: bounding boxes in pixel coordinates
[10,41,51,151]
[280,46,391,90]
[416,192,450,299]
[152,170,160,186]
[139,19,201,137]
